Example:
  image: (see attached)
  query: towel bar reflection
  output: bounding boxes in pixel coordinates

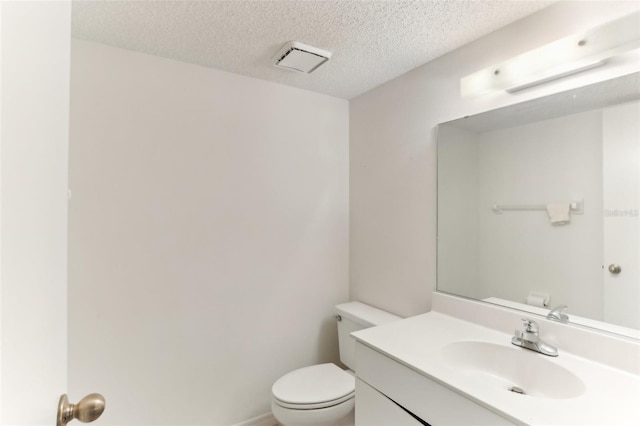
[492,199,584,214]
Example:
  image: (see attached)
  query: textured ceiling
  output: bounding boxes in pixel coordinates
[71,0,555,99]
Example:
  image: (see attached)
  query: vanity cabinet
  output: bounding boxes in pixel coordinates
[356,378,423,426]
[354,342,515,426]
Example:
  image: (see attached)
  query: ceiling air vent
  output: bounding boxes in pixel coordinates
[272,41,332,74]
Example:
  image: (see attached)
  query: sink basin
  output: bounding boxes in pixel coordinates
[441,341,586,399]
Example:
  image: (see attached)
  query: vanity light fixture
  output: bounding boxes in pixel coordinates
[461,12,640,98]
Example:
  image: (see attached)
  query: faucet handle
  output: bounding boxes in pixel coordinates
[521,318,538,333]
[547,304,569,322]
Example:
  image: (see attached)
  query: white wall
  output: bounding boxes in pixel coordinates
[350,1,640,318]
[475,110,604,319]
[0,1,70,424]
[437,110,605,320]
[68,40,349,425]
[435,125,478,298]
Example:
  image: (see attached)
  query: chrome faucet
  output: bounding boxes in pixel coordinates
[511,319,558,357]
[547,304,569,323]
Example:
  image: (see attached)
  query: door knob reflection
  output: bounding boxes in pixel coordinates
[608,264,622,274]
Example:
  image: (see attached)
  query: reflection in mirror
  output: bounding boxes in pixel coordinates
[437,72,640,339]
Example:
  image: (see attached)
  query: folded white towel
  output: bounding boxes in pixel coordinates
[546,203,571,225]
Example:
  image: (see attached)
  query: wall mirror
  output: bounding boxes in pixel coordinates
[437,72,640,339]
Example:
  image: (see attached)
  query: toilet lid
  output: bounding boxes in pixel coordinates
[272,363,355,405]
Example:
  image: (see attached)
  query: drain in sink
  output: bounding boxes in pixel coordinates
[508,386,525,394]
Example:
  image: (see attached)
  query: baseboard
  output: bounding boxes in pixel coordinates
[231,412,280,426]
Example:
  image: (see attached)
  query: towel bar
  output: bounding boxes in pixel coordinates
[492,199,584,214]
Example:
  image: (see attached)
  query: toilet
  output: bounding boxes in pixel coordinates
[271,301,401,426]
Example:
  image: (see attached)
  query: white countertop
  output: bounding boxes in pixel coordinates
[353,311,640,425]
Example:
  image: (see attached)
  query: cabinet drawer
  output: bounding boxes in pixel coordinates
[356,342,515,425]
[356,378,424,426]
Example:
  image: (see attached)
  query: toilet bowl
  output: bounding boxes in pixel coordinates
[271,302,401,426]
[272,363,355,426]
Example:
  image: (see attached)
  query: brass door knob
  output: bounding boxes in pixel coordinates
[57,393,105,426]
[608,264,622,274]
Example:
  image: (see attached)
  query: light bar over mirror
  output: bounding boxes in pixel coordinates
[461,12,640,98]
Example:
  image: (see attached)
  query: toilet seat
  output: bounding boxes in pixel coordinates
[272,363,355,410]
[273,391,354,410]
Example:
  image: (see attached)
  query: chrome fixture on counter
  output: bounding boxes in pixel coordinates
[547,305,569,323]
[57,393,105,426]
[512,319,558,357]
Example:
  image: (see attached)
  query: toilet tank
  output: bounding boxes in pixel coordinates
[335,301,401,370]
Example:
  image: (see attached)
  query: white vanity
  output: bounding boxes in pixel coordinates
[352,293,640,425]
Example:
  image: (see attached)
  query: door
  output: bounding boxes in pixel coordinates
[1,1,71,423]
[602,100,640,329]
